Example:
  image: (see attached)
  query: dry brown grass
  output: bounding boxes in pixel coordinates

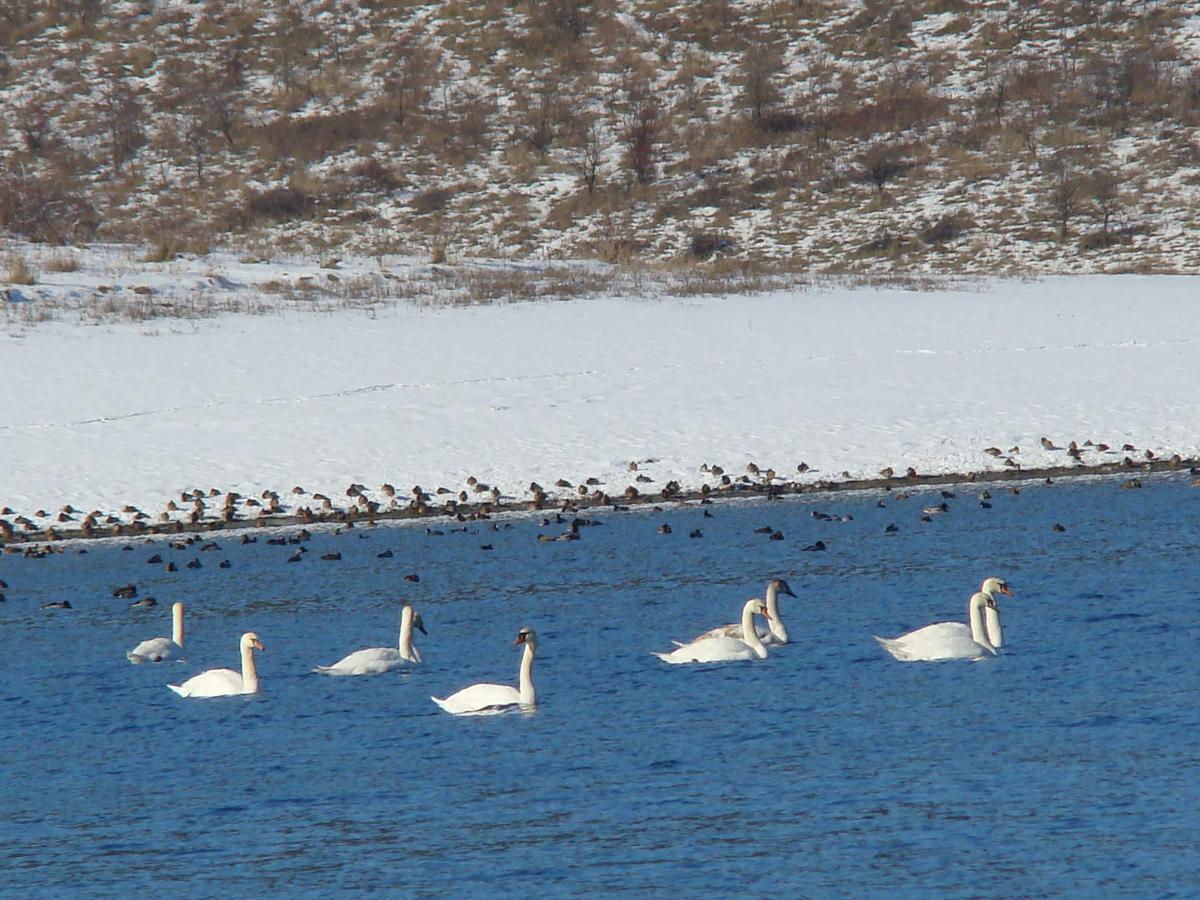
[42,250,80,273]
[4,254,37,285]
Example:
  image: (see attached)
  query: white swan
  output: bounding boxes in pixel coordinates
[688,578,796,645]
[127,601,186,663]
[431,627,536,715]
[313,604,425,675]
[654,598,770,664]
[168,632,264,698]
[874,577,1013,662]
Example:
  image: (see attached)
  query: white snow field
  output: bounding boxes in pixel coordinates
[2,273,1197,525]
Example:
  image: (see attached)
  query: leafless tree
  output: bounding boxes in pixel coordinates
[576,120,603,194]
[623,98,658,184]
[741,40,783,126]
[520,79,558,155]
[1088,168,1125,238]
[97,73,145,172]
[856,142,910,192]
[182,109,208,186]
[382,38,436,132]
[1047,154,1080,240]
[16,100,50,155]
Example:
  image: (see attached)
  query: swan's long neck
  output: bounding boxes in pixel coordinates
[741,602,767,659]
[967,593,994,652]
[764,584,788,642]
[171,603,184,647]
[241,642,259,694]
[398,610,418,662]
[518,640,535,705]
[984,601,1003,649]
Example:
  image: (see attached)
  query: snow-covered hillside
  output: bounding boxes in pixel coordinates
[2,1,1200,272]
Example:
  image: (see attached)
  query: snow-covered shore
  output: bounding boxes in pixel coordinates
[2,270,1197,530]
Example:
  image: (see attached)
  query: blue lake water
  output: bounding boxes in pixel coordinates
[2,475,1199,896]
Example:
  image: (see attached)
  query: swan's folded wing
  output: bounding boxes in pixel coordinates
[314,647,404,675]
[875,622,987,662]
[128,636,183,664]
[168,667,243,697]
[688,622,742,642]
[431,682,522,714]
[654,636,760,664]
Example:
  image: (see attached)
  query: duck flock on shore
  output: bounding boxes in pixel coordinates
[1,437,1194,549]
[107,572,1014,714]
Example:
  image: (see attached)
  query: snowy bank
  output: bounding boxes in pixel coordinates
[2,273,1197,531]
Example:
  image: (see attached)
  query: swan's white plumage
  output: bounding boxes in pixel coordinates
[874,577,1012,662]
[127,601,185,664]
[432,628,536,715]
[168,632,263,698]
[689,578,796,645]
[874,620,992,661]
[314,604,424,675]
[655,598,770,664]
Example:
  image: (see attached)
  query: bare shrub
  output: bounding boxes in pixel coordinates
[836,86,945,139]
[257,107,388,164]
[243,187,316,224]
[689,233,734,260]
[855,142,913,192]
[859,229,913,257]
[919,213,973,245]
[0,170,100,244]
[411,187,453,215]
[351,158,403,193]
[523,0,590,56]
[689,180,733,210]
[759,110,806,135]
[15,100,52,155]
[1079,230,1131,251]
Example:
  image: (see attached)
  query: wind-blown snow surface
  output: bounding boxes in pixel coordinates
[2,275,1197,521]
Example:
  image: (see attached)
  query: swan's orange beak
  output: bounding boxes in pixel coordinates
[513,633,526,644]
[761,608,771,620]
[999,584,1013,596]
[253,639,264,651]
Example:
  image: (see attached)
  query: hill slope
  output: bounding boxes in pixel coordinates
[3,0,1200,273]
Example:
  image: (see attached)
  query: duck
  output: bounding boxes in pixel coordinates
[127,601,186,663]
[314,605,425,675]
[654,598,771,664]
[874,577,1012,662]
[688,578,798,645]
[431,628,537,714]
[168,632,263,698]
